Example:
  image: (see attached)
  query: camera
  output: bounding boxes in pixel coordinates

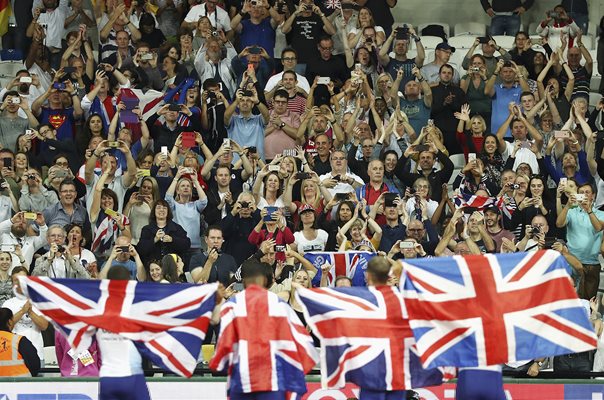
[547,11,559,19]
[471,67,480,72]
[56,245,66,253]
[275,245,286,252]
[26,174,36,180]
[530,225,541,238]
[240,201,250,208]
[211,30,219,37]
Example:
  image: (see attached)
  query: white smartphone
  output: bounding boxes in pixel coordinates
[19,77,32,84]
[161,146,168,156]
[223,138,230,148]
[468,153,476,162]
[575,194,585,202]
[317,77,331,85]
[560,177,567,185]
[399,241,415,249]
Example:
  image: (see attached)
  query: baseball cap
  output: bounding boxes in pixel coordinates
[484,206,500,214]
[436,42,456,53]
[299,204,315,214]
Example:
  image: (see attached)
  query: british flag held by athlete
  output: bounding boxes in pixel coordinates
[210,285,319,398]
[401,250,597,369]
[18,276,219,377]
[295,285,447,391]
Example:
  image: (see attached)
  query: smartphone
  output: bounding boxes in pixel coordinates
[478,36,490,44]
[52,82,66,91]
[575,194,586,202]
[384,193,398,207]
[268,165,280,172]
[414,144,429,152]
[139,169,151,177]
[168,103,181,112]
[468,153,476,162]
[141,53,153,61]
[295,172,312,180]
[355,63,362,71]
[161,146,168,156]
[222,138,230,148]
[427,119,434,127]
[396,27,410,40]
[560,177,567,185]
[19,77,32,84]
[217,82,223,91]
[264,206,278,222]
[249,46,261,55]
[63,67,76,74]
[334,192,349,201]
[0,244,15,253]
[117,245,130,253]
[275,244,286,252]
[282,149,297,157]
[24,212,37,220]
[233,282,244,292]
[554,130,570,139]
[247,146,257,153]
[317,77,331,85]
[3,157,12,168]
[107,141,120,148]
[399,241,415,249]
[520,140,532,149]
[181,131,196,148]
[55,169,67,178]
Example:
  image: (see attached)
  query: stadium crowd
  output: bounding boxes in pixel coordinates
[0,0,603,379]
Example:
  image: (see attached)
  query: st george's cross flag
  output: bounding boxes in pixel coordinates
[18,276,219,377]
[400,250,597,368]
[210,285,319,396]
[304,251,375,287]
[295,286,447,391]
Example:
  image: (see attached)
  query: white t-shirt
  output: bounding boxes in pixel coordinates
[3,296,44,362]
[0,195,13,224]
[96,329,143,377]
[503,141,540,175]
[405,197,439,219]
[86,174,129,215]
[264,72,311,95]
[184,4,232,35]
[319,171,364,197]
[256,196,286,211]
[294,229,328,254]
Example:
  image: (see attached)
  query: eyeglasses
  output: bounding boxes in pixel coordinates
[282,57,297,61]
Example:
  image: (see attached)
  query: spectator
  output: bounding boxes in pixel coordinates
[280,0,336,72]
[304,37,350,103]
[0,302,41,377]
[536,5,580,50]
[137,199,191,265]
[0,92,37,151]
[484,206,516,252]
[395,66,433,136]
[31,78,83,142]
[508,32,537,73]
[32,225,90,279]
[430,64,467,154]
[319,150,364,197]
[182,0,232,39]
[194,38,238,101]
[230,0,280,57]
[264,48,311,95]
[421,43,460,86]
[191,226,238,285]
[99,238,144,280]
[486,60,531,137]
[19,169,58,213]
[98,3,141,61]
[27,0,70,68]
[380,26,425,91]
[65,223,96,278]
[264,89,302,160]
[462,37,511,78]
[559,34,593,101]
[556,183,604,300]
[224,88,269,160]
[481,0,533,36]
[221,192,261,265]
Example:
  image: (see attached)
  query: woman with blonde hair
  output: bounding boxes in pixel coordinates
[455,103,489,160]
[347,7,385,49]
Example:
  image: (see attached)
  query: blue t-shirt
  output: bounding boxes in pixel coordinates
[386,58,417,92]
[399,98,431,136]
[240,18,276,58]
[491,84,522,138]
[39,107,76,141]
[227,114,266,160]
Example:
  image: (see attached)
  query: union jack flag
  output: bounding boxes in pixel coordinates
[304,251,375,287]
[453,192,514,216]
[401,250,598,368]
[295,286,446,390]
[324,0,341,9]
[18,277,219,377]
[210,285,319,396]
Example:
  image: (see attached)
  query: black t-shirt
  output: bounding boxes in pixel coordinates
[364,0,395,36]
[190,252,239,286]
[208,165,246,194]
[305,55,350,106]
[286,14,325,64]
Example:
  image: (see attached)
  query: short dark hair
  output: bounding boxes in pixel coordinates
[101,188,119,212]
[59,179,77,193]
[205,225,223,237]
[107,265,132,280]
[0,308,13,331]
[578,182,595,193]
[281,47,297,59]
[282,70,297,81]
[2,90,18,101]
[439,63,454,74]
[520,91,534,99]
[150,199,173,223]
[11,266,29,277]
[366,256,390,285]
[241,258,273,288]
[274,89,289,101]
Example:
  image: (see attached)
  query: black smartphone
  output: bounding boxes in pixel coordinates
[247,146,257,153]
[118,246,130,253]
[63,67,76,74]
[384,193,398,207]
[249,46,261,55]
[414,144,430,152]
[396,26,409,40]
[3,157,12,168]
[334,192,348,201]
[478,36,490,44]
[295,172,312,180]
[168,103,181,111]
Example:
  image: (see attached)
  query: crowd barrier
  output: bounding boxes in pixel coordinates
[1,377,604,400]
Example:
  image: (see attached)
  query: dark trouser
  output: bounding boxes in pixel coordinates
[359,388,406,400]
[1,26,29,57]
[229,391,287,400]
[456,369,506,400]
[578,263,601,300]
[553,352,592,372]
[489,15,521,36]
[99,374,151,400]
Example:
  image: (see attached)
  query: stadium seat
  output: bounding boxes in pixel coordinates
[0,60,24,79]
[591,75,601,93]
[453,22,486,37]
[449,154,467,170]
[417,36,446,50]
[418,22,450,39]
[447,35,477,50]
[582,34,594,50]
[491,35,515,51]
[588,92,601,112]
[528,22,540,35]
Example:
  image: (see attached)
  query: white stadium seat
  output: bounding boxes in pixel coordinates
[447,35,477,50]
[453,22,486,37]
[418,35,446,50]
[491,35,516,51]
[588,92,602,112]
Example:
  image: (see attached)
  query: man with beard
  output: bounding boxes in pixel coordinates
[43,180,90,240]
[484,206,515,252]
[0,211,48,269]
[194,38,238,101]
[0,91,38,151]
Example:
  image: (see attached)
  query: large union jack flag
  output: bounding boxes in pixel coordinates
[18,277,218,377]
[209,285,319,396]
[401,250,598,368]
[295,286,446,391]
[304,251,375,287]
